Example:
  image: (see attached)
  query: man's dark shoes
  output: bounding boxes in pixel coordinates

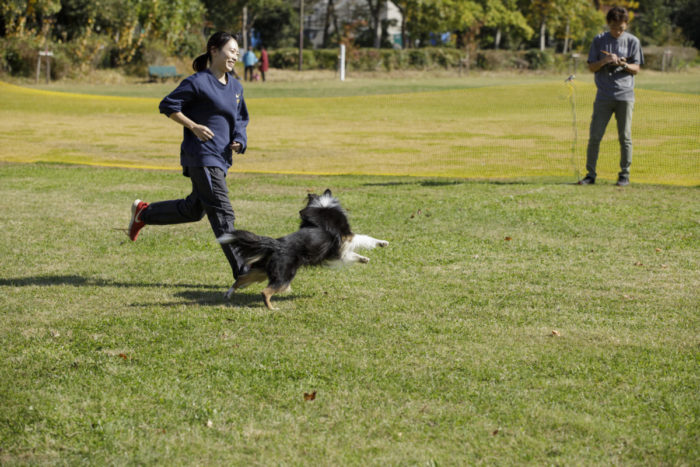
[578,176,595,185]
[616,177,630,187]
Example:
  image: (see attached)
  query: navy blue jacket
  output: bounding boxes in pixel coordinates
[159,70,249,173]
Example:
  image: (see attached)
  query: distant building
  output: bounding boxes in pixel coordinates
[304,0,403,49]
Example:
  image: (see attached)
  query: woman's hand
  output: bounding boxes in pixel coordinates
[169,113,214,142]
[191,124,215,142]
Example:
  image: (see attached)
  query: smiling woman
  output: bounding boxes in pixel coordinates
[126,31,251,285]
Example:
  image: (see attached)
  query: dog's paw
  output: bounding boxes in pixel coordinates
[358,255,370,263]
[224,285,236,300]
[377,240,389,247]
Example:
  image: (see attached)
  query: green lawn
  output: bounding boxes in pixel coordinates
[1,163,698,464]
[1,79,698,185]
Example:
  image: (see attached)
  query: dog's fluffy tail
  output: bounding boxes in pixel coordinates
[217,230,279,266]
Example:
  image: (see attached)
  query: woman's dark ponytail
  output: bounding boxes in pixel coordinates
[192,53,210,72]
[192,31,236,72]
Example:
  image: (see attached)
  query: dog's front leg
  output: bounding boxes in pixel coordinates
[352,234,389,250]
[346,251,370,264]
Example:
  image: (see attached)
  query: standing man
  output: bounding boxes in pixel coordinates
[580,6,644,187]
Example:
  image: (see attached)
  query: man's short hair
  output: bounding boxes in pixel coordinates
[607,6,629,23]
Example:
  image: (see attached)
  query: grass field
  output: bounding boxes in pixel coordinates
[1,71,699,185]
[0,163,698,464]
[1,71,699,463]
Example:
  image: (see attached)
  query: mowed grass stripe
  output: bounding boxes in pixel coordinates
[1,81,698,184]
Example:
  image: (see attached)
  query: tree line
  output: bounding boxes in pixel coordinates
[1,0,698,75]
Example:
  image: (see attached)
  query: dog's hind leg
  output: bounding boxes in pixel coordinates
[261,283,290,310]
[224,269,268,300]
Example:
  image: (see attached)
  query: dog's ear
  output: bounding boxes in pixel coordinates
[323,189,332,197]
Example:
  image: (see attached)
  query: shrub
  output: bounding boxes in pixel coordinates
[0,37,42,76]
[525,48,555,70]
[407,49,430,68]
[314,49,339,70]
[269,48,317,69]
[643,46,698,71]
[0,37,75,80]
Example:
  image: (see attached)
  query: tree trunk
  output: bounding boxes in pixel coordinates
[397,4,408,49]
[494,27,502,50]
[563,19,570,54]
[539,19,546,51]
[367,0,382,48]
[322,0,335,48]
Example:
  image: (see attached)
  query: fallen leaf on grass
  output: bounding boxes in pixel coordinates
[634,261,643,266]
[661,264,668,269]
[504,236,512,241]
[551,330,560,337]
[655,248,662,252]
[206,420,213,428]
[492,428,500,436]
[303,391,317,401]
[118,353,128,360]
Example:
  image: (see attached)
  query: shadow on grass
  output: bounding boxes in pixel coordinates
[1,274,305,309]
[363,180,465,188]
[172,290,303,308]
[362,178,580,188]
[0,274,220,289]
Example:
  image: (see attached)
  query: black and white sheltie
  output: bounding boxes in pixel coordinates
[217,189,388,309]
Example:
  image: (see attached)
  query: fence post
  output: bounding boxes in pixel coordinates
[36,53,41,83]
[571,53,579,75]
[339,44,346,81]
[37,48,53,84]
[662,49,672,72]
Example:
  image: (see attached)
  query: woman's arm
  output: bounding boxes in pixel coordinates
[169,112,214,142]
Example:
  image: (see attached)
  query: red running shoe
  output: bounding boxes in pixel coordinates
[128,199,149,241]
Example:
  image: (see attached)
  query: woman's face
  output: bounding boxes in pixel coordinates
[211,39,239,73]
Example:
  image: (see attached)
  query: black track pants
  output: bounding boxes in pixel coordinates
[140,166,246,279]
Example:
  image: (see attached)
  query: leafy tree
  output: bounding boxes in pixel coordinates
[673,0,700,47]
[632,0,691,45]
[481,0,533,49]
[200,0,296,49]
[1,0,61,38]
[442,0,485,51]
[392,0,432,48]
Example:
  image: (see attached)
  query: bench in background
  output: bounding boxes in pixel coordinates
[148,66,183,82]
